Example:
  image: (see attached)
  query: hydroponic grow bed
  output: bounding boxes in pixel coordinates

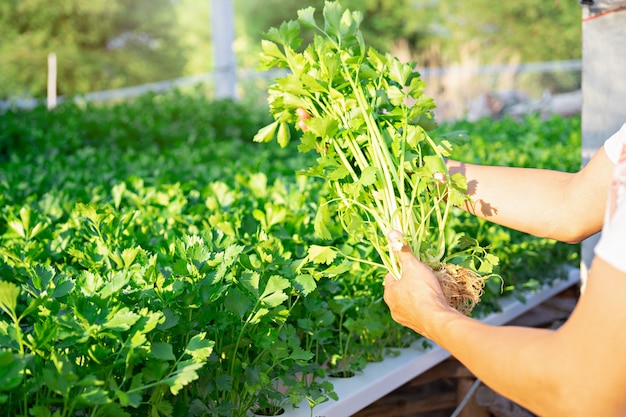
[280,268,580,417]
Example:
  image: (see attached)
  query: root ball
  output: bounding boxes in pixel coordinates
[434,263,485,315]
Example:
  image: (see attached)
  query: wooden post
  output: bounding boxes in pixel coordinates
[455,378,489,417]
[210,0,237,99]
[475,385,534,417]
[47,52,57,109]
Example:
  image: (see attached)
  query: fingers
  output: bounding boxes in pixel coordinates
[387,230,414,264]
[296,107,310,132]
[387,230,434,283]
[382,273,397,312]
[388,230,406,251]
[296,107,310,120]
[383,272,396,287]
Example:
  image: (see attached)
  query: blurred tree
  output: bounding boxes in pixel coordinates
[0,0,582,100]
[234,0,435,67]
[174,0,213,76]
[435,0,581,63]
[235,0,581,67]
[0,0,186,99]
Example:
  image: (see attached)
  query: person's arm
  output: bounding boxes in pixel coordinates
[383,233,626,417]
[295,107,613,242]
[446,147,613,243]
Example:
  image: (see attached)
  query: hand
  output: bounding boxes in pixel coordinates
[383,230,456,339]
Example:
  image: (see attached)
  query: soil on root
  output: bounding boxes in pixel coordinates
[434,264,485,315]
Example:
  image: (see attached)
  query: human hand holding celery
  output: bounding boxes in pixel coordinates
[254,1,497,314]
[383,230,459,339]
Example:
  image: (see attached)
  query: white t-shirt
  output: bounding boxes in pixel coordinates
[595,123,626,273]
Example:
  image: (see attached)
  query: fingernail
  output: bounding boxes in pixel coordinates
[387,230,405,251]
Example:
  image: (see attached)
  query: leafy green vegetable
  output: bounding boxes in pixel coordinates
[255,1,487,282]
[0,69,580,415]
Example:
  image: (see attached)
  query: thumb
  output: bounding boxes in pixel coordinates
[387,230,414,264]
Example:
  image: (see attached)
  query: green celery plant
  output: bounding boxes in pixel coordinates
[255,1,497,314]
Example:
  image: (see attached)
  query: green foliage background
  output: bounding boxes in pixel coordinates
[0,92,581,415]
[0,1,584,415]
[0,0,186,98]
[237,0,582,66]
[426,0,582,63]
[1,0,582,99]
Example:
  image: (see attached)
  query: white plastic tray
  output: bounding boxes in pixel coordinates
[281,268,580,417]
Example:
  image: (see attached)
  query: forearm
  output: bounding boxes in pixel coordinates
[425,257,626,417]
[446,157,609,242]
[429,313,564,416]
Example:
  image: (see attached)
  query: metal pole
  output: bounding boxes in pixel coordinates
[580,0,626,285]
[210,0,237,99]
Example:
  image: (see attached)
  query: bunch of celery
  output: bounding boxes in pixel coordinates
[255,1,494,313]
